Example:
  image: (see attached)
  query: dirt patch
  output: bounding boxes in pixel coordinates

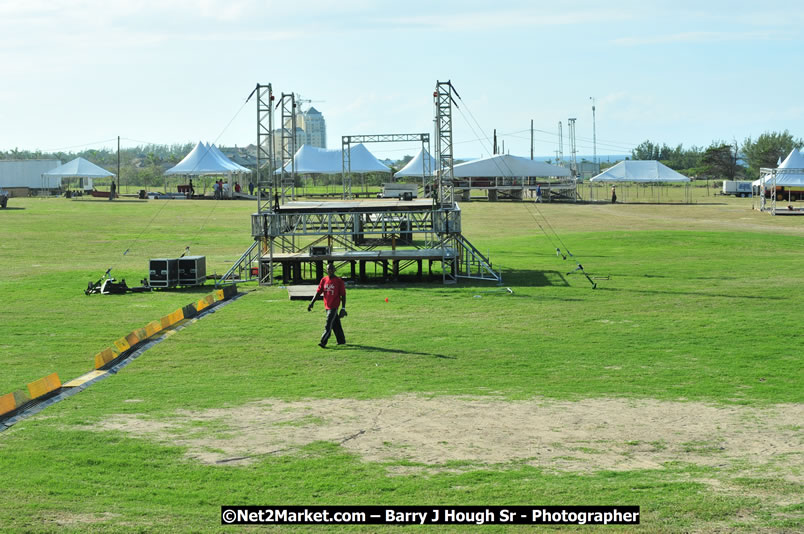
[92,395,802,478]
[48,511,120,526]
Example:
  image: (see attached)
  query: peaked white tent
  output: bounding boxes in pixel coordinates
[589,160,690,183]
[752,148,804,187]
[278,144,391,174]
[165,141,250,175]
[395,147,437,178]
[208,143,251,174]
[451,154,570,178]
[42,156,115,191]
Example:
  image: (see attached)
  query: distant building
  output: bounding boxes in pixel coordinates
[297,106,327,149]
[273,127,307,167]
[280,106,327,150]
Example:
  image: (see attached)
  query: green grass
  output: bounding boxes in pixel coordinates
[0,196,801,532]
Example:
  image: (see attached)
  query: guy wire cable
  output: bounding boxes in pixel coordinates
[108,95,252,277]
[454,93,597,288]
[454,103,572,268]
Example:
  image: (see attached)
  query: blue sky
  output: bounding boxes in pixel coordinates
[1,0,802,160]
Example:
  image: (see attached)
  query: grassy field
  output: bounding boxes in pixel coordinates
[0,194,801,532]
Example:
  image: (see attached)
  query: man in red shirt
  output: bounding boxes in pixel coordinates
[308,262,347,348]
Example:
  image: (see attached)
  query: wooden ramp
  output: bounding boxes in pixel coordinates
[287,285,319,300]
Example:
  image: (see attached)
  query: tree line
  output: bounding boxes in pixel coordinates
[3,130,801,186]
[0,143,195,187]
[628,130,803,180]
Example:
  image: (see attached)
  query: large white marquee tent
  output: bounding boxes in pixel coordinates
[42,156,115,191]
[278,144,391,175]
[588,160,691,203]
[395,147,437,178]
[165,142,250,175]
[588,160,690,183]
[450,154,570,178]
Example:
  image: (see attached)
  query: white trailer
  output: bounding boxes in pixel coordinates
[722,180,752,197]
[0,159,62,194]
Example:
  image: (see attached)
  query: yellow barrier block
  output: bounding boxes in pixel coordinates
[215,289,225,301]
[0,392,16,417]
[63,370,107,388]
[27,373,61,400]
[113,337,131,354]
[168,308,184,326]
[93,347,118,370]
[196,295,214,312]
[160,315,172,329]
[125,331,142,347]
[0,391,30,416]
[145,320,163,338]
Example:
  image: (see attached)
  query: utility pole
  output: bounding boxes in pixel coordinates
[117,136,120,194]
[568,118,577,178]
[530,119,534,160]
[493,129,497,155]
[557,121,563,166]
[590,97,597,169]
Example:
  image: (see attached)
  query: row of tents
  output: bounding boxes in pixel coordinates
[40,141,804,187]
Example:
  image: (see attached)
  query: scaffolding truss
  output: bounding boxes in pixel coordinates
[754,167,804,214]
[255,83,275,215]
[278,93,297,203]
[341,133,431,199]
[227,80,502,287]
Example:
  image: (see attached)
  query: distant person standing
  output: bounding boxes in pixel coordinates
[536,184,542,203]
[109,181,116,201]
[249,181,254,195]
[611,185,617,204]
[308,262,347,348]
[188,179,195,197]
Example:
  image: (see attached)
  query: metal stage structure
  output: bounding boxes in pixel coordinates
[342,133,431,199]
[221,80,502,287]
[753,166,804,215]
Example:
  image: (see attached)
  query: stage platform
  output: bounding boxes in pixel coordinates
[286,285,318,300]
[265,248,456,262]
[277,199,433,214]
[262,247,457,284]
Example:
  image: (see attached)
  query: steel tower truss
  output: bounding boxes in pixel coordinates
[433,81,462,282]
[278,93,297,203]
[434,81,458,209]
[341,133,431,200]
[256,83,275,215]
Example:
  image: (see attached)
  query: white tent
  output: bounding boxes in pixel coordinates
[42,156,114,190]
[589,160,690,182]
[395,147,437,178]
[43,157,114,179]
[752,148,804,187]
[165,141,250,175]
[208,143,251,173]
[450,154,570,178]
[278,144,391,175]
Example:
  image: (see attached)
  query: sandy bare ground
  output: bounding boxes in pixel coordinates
[94,395,802,480]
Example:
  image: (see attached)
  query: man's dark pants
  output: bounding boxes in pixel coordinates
[320,308,345,346]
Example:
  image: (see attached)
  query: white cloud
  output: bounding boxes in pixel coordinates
[612,30,794,46]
